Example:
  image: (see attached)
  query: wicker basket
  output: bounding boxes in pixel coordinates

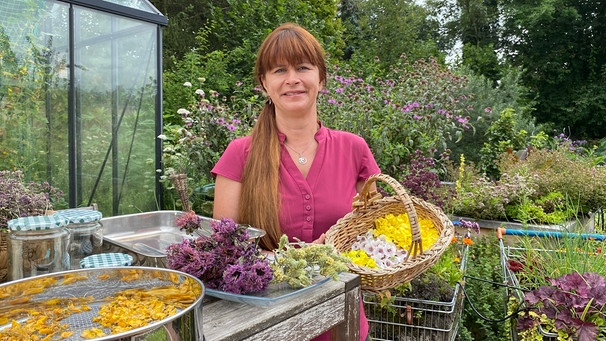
[325,173,454,292]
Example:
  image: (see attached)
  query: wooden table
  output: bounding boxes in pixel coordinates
[202,272,361,341]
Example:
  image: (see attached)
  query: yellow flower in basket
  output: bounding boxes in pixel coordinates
[342,249,378,268]
[374,213,439,251]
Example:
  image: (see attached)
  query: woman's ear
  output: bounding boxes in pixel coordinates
[260,75,267,92]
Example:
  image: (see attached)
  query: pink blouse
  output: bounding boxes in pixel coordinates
[212,123,380,341]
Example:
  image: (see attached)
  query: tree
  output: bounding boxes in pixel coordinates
[150,0,209,69]
[500,0,606,139]
[204,0,344,58]
[341,0,444,66]
[427,0,503,83]
[151,0,344,71]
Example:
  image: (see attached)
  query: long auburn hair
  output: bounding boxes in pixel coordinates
[238,23,327,250]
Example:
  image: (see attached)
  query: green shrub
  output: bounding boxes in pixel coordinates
[448,135,606,223]
[319,56,479,177]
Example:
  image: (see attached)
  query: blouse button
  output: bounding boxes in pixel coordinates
[305,194,311,200]
[306,216,312,222]
[305,205,311,211]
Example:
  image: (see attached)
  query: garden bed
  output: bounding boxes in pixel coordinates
[451,214,596,232]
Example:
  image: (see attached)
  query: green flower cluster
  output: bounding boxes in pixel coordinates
[270,235,349,289]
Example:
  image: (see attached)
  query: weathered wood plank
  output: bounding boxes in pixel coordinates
[240,295,346,341]
[203,279,343,340]
[202,273,361,341]
[330,285,360,341]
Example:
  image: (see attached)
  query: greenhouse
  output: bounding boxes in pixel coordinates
[0,0,167,215]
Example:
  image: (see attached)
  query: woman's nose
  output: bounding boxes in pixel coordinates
[285,69,300,84]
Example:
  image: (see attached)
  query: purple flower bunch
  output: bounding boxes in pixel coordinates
[175,211,204,235]
[458,219,480,235]
[166,217,273,294]
[399,150,455,209]
[319,57,475,174]
[161,82,258,184]
[0,170,64,229]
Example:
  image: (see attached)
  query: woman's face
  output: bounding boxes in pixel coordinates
[261,61,323,117]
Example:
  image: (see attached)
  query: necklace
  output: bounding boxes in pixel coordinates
[284,140,313,165]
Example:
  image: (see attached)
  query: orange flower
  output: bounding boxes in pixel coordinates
[463,237,473,245]
[451,236,458,244]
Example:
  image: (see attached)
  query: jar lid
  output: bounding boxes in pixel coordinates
[8,215,69,231]
[56,209,103,224]
[80,253,133,268]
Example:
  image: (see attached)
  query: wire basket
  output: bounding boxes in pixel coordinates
[325,173,455,292]
[363,245,468,341]
[498,229,558,341]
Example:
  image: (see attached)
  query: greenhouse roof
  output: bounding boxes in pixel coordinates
[66,0,167,25]
[100,0,162,16]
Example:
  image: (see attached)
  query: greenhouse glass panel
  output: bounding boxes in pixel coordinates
[73,6,159,215]
[0,0,70,193]
[0,0,165,217]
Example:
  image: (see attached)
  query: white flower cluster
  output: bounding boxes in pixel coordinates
[351,231,408,268]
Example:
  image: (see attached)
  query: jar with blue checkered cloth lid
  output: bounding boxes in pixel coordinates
[7,215,70,280]
[55,209,103,269]
[80,252,133,268]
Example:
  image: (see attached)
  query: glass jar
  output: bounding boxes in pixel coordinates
[56,209,103,269]
[7,215,70,280]
[80,252,133,269]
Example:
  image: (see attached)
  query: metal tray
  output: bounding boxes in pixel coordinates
[100,210,265,268]
[0,266,204,341]
[205,276,331,307]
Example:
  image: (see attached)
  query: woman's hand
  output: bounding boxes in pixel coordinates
[312,233,325,244]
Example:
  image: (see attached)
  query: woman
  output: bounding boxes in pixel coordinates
[212,22,380,341]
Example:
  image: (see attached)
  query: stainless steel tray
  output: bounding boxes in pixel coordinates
[100,210,265,268]
[0,266,204,340]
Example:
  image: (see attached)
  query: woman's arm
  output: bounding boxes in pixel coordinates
[356,180,376,194]
[212,175,242,221]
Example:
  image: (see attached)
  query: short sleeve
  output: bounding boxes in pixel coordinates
[211,136,251,182]
[352,135,381,182]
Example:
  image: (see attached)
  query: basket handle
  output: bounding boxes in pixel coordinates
[352,173,423,259]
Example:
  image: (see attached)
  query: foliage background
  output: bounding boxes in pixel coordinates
[151,0,606,214]
[153,0,606,142]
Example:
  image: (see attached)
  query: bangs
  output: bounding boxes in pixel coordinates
[264,34,324,69]
[256,24,326,84]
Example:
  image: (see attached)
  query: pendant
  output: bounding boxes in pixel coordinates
[298,155,308,165]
